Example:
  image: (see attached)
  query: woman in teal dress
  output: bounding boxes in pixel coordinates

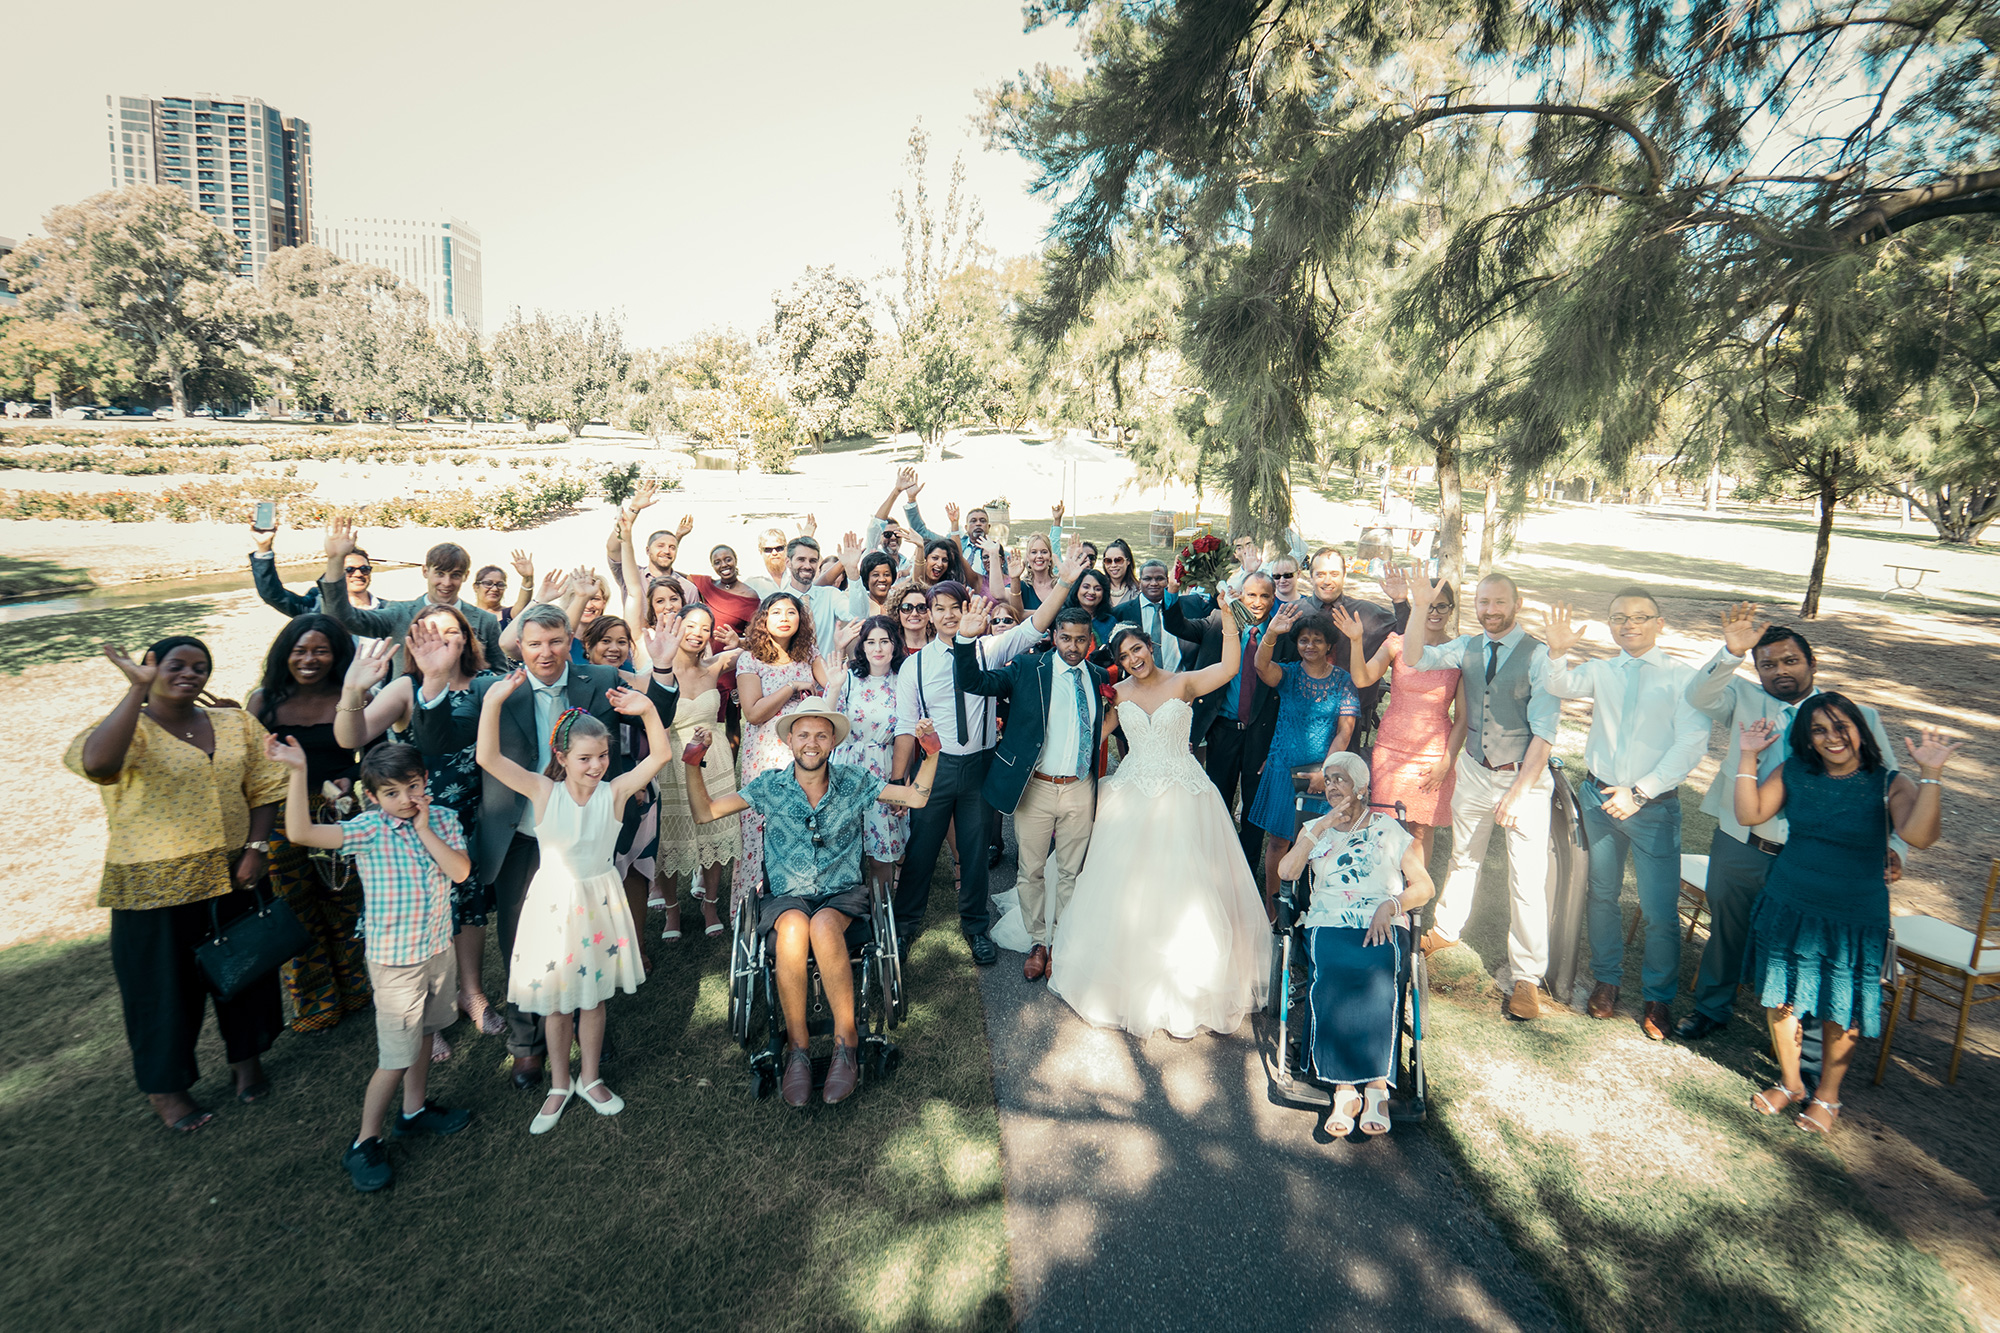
[1735,693,1958,1134]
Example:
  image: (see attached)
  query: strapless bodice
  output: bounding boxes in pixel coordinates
[1109,697,1212,798]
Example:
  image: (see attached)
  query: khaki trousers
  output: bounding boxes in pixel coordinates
[1014,774,1096,947]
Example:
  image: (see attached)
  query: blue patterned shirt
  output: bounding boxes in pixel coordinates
[341,806,465,965]
[738,763,886,897]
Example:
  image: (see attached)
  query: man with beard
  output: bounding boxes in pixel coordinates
[681,702,940,1106]
[1676,607,1899,1041]
[608,481,702,609]
[1405,572,1563,1020]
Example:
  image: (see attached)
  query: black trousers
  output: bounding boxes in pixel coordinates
[492,833,548,1060]
[1203,716,1276,871]
[110,888,284,1095]
[895,750,993,945]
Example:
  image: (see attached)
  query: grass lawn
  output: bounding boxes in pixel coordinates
[1415,743,1975,1333]
[0,874,1008,1333]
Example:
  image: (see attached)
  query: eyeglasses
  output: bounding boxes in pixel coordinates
[475,579,506,591]
[1608,614,1658,627]
[899,603,928,615]
[345,564,373,576]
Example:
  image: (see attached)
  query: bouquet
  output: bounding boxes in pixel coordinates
[1172,532,1230,590]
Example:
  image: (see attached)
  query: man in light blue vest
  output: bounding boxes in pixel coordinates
[1405,572,1563,1020]
[1675,606,1899,1043]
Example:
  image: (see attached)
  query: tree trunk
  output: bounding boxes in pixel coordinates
[1705,458,1721,513]
[167,360,188,414]
[1478,471,1498,576]
[1434,433,1465,632]
[1800,473,1837,618]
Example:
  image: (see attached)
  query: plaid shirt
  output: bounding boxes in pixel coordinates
[738,763,885,898]
[340,806,465,965]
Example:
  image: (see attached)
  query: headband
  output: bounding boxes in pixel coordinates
[549,706,589,756]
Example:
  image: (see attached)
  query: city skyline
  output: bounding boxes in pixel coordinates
[0,1,1075,347]
[315,213,484,333]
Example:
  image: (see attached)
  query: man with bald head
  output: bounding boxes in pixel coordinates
[1403,571,1564,1020]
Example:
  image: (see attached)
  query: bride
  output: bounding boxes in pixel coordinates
[1049,615,1271,1039]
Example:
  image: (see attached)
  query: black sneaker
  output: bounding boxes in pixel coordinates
[392,1100,473,1138]
[966,932,998,967]
[342,1137,392,1192]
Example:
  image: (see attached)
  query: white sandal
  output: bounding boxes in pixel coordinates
[1359,1085,1392,1135]
[1795,1096,1842,1134]
[530,1085,573,1136]
[1328,1087,1362,1136]
[580,1078,625,1117]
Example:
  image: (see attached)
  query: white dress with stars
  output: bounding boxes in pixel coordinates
[507,780,645,1015]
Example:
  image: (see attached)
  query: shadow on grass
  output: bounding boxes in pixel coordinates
[0,868,1009,1332]
[1687,506,2000,558]
[0,598,223,675]
[0,554,95,602]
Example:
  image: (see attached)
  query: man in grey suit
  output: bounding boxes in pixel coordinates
[314,516,507,670]
[1675,606,1899,1041]
[410,603,677,1087]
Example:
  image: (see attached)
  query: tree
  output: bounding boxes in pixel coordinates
[2,186,246,412]
[488,310,630,437]
[626,330,795,470]
[0,314,137,412]
[770,266,873,450]
[254,245,440,418]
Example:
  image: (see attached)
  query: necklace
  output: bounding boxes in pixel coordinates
[146,707,199,741]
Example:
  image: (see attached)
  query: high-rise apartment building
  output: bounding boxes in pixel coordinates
[314,215,484,333]
[108,94,312,281]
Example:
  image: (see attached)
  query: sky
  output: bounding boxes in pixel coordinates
[0,0,1080,347]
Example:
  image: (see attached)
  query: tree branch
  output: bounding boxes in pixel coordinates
[1410,102,1667,193]
[1834,169,2000,241]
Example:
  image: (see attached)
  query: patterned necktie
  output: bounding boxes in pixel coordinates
[1761,703,1797,779]
[1072,665,1092,776]
[1236,625,1264,723]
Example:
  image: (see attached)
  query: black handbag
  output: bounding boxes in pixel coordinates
[196,884,311,1000]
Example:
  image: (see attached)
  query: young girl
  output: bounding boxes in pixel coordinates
[581,615,659,962]
[476,673,671,1134]
[639,606,743,942]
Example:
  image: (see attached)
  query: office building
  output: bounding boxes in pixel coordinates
[0,237,16,307]
[107,94,313,281]
[314,215,484,333]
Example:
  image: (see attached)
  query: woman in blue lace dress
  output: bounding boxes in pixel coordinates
[1735,694,1957,1134]
[1246,602,1361,913]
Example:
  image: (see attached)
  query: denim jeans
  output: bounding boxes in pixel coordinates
[1582,783,1685,1003]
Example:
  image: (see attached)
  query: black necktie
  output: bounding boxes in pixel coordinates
[1486,640,1501,684]
[953,651,969,746]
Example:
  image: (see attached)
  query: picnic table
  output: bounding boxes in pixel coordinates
[1884,563,1940,602]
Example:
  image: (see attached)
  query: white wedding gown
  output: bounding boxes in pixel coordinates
[1048,697,1271,1039]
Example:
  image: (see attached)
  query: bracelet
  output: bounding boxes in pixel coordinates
[337,703,367,713]
[1735,773,1758,780]
[1917,778,1941,786]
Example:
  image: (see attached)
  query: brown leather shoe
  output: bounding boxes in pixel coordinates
[781,1046,812,1107]
[1419,929,1459,958]
[1587,983,1620,1019]
[822,1039,859,1104]
[1641,1001,1671,1041]
[1506,981,1541,1020]
[1024,944,1049,982]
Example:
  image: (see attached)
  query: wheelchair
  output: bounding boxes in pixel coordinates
[725,876,908,1101]
[1263,770,1428,1123]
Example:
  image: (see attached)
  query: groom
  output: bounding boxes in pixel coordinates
[953,604,1109,981]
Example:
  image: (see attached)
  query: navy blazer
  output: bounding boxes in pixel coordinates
[1110,593,1201,668]
[1163,593,1279,744]
[952,639,1110,816]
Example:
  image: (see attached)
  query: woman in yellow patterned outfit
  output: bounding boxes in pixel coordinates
[66,637,291,1132]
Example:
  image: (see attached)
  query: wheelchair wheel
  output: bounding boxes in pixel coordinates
[727,892,758,1046]
[871,885,906,1026]
[750,1065,778,1100]
[1266,932,1288,1018]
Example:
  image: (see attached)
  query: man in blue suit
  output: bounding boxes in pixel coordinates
[1110,559,1201,672]
[953,605,1110,982]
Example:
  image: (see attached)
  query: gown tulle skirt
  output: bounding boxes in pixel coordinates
[1048,697,1271,1040]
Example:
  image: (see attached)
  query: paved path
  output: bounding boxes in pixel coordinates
[976,834,1561,1333]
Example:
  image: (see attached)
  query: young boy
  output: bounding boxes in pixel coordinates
[268,738,475,1192]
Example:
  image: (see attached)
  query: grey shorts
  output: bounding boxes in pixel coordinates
[757,885,872,943]
[367,950,458,1070]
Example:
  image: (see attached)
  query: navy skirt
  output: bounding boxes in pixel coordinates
[1303,923,1406,1087]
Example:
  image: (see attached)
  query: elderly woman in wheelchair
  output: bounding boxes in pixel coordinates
[683,702,941,1106]
[1276,752,1435,1136]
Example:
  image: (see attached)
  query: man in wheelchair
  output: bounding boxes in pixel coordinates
[1274,752,1435,1136]
[683,701,940,1106]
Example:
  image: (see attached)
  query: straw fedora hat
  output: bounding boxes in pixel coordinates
[774,697,851,748]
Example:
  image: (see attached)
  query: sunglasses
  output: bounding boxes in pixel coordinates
[899,603,928,615]
[1272,571,1297,580]
[991,615,1017,627]
[761,545,786,554]
[805,811,825,850]
[345,564,373,576]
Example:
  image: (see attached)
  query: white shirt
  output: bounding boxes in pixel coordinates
[1035,657,1090,778]
[1136,595,1182,670]
[895,621,1044,754]
[1543,647,1708,799]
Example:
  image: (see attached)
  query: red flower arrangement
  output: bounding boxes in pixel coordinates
[1173,532,1230,590]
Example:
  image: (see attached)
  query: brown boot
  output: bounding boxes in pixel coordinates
[1587,983,1620,1019]
[1419,929,1459,958]
[822,1039,859,1104]
[1641,1001,1672,1041]
[1507,981,1541,1020]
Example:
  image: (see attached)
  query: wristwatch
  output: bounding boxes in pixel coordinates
[245,840,272,854]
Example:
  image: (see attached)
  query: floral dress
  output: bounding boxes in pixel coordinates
[655,688,742,880]
[735,655,820,904]
[833,670,908,862]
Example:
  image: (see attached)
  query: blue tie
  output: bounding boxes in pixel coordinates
[1071,667,1092,777]
[1760,703,1797,779]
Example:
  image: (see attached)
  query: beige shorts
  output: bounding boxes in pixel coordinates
[367,951,459,1070]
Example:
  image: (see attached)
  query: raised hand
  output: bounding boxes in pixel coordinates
[264,734,308,769]
[1413,570,1450,610]
[1379,561,1410,604]
[643,619,681,667]
[840,531,864,570]
[1057,543,1089,584]
[615,510,633,543]
[566,565,593,596]
[1543,601,1585,659]
[405,618,461,681]
[835,618,864,656]
[630,479,659,511]
[1050,500,1065,524]
[485,668,528,708]
[1903,727,1963,775]
[895,465,919,494]
[802,512,818,535]
[103,645,159,690]
[1328,604,1366,641]
[674,513,695,540]
[606,685,655,717]
[711,622,741,650]
[538,568,567,602]
[1738,718,1780,755]
[958,595,994,637]
[251,519,277,555]
[1269,599,1306,635]
[945,501,961,530]
[345,637,397,690]
[510,548,535,580]
[1719,601,1765,658]
[324,513,357,560]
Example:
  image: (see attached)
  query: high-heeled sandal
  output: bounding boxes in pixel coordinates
[530,1085,573,1136]
[1795,1096,1842,1134]
[1328,1088,1362,1137]
[1752,1083,1808,1115]
[1359,1085,1392,1135]
[430,1032,452,1063]
[459,992,505,1037]
[660,895,683,943]
[580,1078,625,1116]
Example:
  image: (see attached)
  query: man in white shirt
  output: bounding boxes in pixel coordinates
[1675,607,1899,1042]
[1542,588,1710,1039]
[764,535,845,660]
[892,550,1086,963]
[1405,572,1564,1020]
